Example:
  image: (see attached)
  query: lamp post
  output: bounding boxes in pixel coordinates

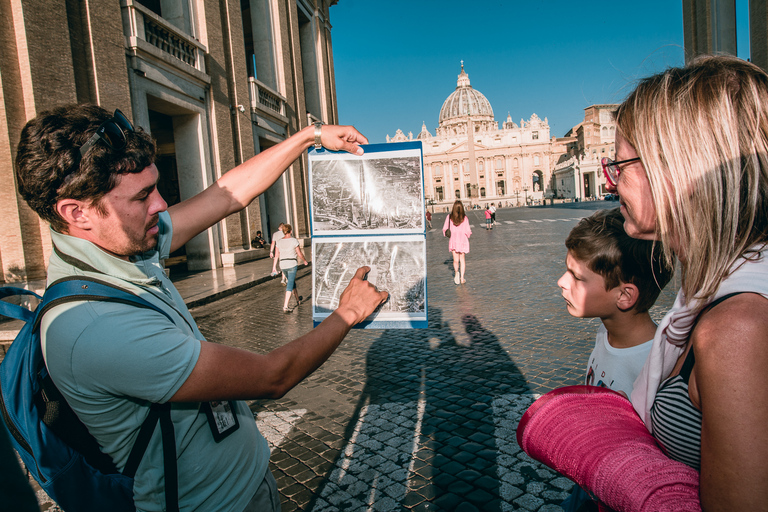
[515,189,520,207]
[523,185,529,206]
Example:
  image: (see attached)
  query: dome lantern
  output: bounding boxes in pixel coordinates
[438,63,495,134]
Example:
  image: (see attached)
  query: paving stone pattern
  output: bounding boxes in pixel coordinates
[192,204,678,512]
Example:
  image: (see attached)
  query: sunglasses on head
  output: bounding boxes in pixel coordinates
[78,109,134,159]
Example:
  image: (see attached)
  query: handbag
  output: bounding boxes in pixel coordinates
[445,227,451,238]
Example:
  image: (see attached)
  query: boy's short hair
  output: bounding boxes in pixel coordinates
[15,104,156,233]
[565,207,674,312]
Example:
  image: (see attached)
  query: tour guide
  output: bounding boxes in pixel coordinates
[14,104,388,511]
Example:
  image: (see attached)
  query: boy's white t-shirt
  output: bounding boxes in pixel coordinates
[585,324,653,398]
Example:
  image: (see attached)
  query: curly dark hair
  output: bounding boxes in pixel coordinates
[15,104,156,233]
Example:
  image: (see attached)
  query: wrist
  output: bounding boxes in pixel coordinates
[300,123,317,149]
[332,304,361,328]
[313,121,324,149]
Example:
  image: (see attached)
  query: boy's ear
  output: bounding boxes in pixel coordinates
[616,282,640,312]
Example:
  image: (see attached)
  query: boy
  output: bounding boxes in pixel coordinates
[557,207,674,511]
[557,207,673,397]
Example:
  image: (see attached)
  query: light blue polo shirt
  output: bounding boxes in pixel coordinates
[41,211,269,512]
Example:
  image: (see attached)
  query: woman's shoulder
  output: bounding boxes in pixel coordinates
[693,293,768,358]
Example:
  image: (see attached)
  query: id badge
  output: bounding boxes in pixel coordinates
[203,401,240,442]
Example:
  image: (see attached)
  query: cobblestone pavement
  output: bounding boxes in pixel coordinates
[190,203,678,512]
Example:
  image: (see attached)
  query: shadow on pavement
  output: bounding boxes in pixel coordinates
[309,307,530,511]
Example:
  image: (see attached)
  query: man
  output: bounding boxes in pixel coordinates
[270,222,286,283]
[14,104,387,512]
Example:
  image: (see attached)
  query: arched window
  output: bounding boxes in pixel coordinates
[453,164,459,174]
[478,161,484,172]
[480,187,486,198]
[534,154,540,166]
[434,165,442,176]
[513,158,519,168]
[455,189,461,199]
[495,158,503,170]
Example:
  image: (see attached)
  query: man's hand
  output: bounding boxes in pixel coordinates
[334,266,388,326]
[318,125,368,155]
[172,265,388,403]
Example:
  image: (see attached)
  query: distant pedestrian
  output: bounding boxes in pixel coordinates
[443,200,471,284]
[425,209,432,229]
[270,222,286,285]
[484,206,492,230]
[490,203,497,225]
[271,224,309,312]
[251,230,266,248]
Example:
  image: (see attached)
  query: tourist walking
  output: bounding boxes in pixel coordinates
[443,200,472,284]
[271,224,309,312]
[270,222,287,285]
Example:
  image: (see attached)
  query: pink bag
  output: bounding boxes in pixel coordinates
[516,385,701,512]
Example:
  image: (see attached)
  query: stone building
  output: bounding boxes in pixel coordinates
[388,65,563,209]
[0,0,340,284]
[552,104,619,201]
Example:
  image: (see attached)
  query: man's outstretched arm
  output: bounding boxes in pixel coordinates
[170,267,388,402]
[167,124,367,253]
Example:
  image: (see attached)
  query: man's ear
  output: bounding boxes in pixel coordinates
[616,282,640,312]
[55,198,92,231]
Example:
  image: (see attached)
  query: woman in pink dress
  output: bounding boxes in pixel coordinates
[442,200,472,284]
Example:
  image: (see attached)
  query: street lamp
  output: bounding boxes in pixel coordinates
[515,188,520,207]
[523,185,529,206]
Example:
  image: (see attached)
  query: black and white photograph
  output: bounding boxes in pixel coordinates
[312,236,427,329]
[309,144,424,235]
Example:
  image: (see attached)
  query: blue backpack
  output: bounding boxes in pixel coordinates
[0,277,179,512]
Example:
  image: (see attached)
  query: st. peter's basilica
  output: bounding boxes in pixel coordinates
[388,64,620,209]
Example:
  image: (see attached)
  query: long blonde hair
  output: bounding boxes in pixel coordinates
[616,55,768,305]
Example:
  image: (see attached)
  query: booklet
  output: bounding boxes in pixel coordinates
[308,141,427,329]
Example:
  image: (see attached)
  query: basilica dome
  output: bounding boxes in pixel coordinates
[438,64,494,125]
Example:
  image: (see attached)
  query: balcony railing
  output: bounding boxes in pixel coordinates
[144,18,196,66]
[121,0,206,74]
[249,78,287,119]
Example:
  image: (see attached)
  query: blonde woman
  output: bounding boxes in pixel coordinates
[271,224,309,312]
[602,55,768,509]
[442,200,472,284]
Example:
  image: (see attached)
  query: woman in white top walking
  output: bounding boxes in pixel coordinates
[271,224,309,312]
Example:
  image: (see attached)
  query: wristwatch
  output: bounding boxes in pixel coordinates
[313,121,323,149]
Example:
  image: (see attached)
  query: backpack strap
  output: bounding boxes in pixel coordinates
[0,287,42,323]
[36,277,175,329]
[37,277,180,510]
[158,403,179,512]
[123,403,178,512]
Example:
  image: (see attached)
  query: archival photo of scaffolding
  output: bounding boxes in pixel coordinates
[309,146,424,235]
[312,236,427,329]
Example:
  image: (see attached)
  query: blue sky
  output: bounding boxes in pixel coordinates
[330,1,751,143]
